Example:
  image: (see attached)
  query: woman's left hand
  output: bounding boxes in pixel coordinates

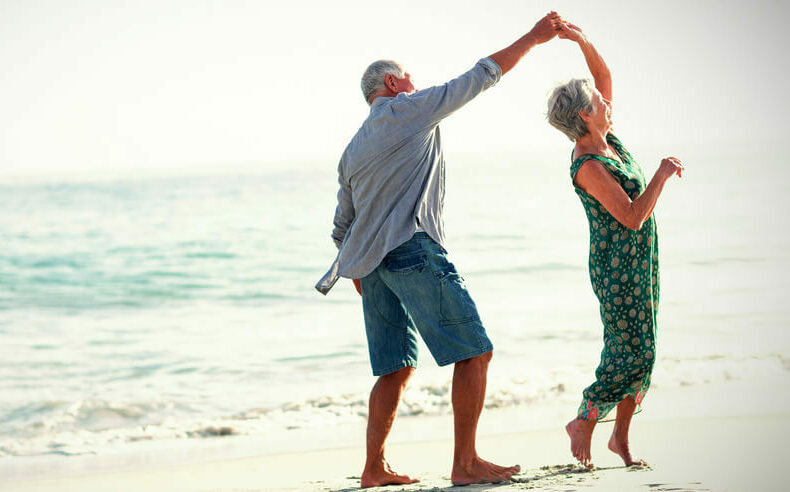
[557,22,586,43]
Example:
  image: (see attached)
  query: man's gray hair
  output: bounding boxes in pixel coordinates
[361,60,405,104]
[547,78,593,141]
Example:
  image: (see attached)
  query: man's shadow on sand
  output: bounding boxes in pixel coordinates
[327,463,622,492]
[329,483,510,492]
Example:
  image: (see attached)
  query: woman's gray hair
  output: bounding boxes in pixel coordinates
[547,78,594,141]
[360,60,405,104]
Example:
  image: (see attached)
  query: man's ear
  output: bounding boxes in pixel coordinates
[578,109,590,123]
[384,73,395,92]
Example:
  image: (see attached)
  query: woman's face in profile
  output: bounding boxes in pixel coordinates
[586,88,612,130]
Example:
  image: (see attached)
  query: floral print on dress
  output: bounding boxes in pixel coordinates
[570,134,660,422]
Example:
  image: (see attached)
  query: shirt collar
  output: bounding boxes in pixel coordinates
[370,96,392,111]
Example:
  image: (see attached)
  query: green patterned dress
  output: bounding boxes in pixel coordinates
[570,133,659,421]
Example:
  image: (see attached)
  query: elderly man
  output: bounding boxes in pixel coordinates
[315,12,562,487]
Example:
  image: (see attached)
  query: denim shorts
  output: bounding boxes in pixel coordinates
[360,232,493,376]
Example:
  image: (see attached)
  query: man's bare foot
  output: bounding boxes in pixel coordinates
[608,433,648,467]
[360,458,419,488]
[566,418,596,469]
[451,456,520,485]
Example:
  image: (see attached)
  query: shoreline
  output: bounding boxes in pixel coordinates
[2,377,788,491]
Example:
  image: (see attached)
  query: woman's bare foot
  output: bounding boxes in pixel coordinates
[360,458,419,488]
[566,418,596,469]
[607,432,648,467]
[451,456,520,485]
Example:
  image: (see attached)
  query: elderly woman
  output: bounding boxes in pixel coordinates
[547,22,683,468]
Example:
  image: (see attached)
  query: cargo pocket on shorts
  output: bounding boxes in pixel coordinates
[435,269,480,326]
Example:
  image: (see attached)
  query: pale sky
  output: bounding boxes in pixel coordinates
[1,0,787,176]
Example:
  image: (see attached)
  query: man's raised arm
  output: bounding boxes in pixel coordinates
[408,12,563,127]
[489,12,562,75]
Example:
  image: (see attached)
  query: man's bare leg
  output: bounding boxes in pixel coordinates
[607,396,648,466]
[566,417,596,468]
[360,366,420,488]
[450,351,520,485]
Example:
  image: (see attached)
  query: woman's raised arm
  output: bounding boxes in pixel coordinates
[558,23,612,102]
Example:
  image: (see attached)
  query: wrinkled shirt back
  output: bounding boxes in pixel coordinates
[316,58,502,294]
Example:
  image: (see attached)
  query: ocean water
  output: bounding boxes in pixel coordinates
[1,144,788,464]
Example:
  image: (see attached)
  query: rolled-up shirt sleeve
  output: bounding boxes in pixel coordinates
[331,160,354,249]
[408,57,502,128]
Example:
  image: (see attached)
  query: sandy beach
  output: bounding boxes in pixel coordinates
[5,413,786,492]
[4,379,788,492]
